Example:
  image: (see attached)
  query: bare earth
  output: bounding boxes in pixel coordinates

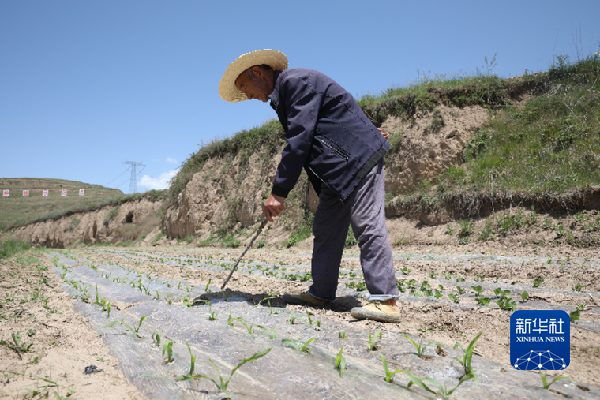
[3,224,599,399]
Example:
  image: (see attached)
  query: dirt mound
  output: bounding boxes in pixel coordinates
[10,198,162,248]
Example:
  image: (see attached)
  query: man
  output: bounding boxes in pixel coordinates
[219,50,400,322]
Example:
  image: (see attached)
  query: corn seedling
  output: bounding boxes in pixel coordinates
[255,296,276,308]
[520,291,529,302]
[367,330,382,351]
[227,310,235,327]
[339,330,347,339]
[380,354,402,383]
[282,338,316,353]
[539,370,575,390]
[166,294,173,305]
[235,317,255,334]
[175,348,272,393]
[335,343,347,377]
[306,311,314,326]
[402,369,477,399]
[572,284,583,292]
[152,331,161,347]
[401,335,436,358]
[163,340,175,363]
[453,331,482,383]
[106,316,147,338]
[288,310,305,324]
[257,325,276,339]
[185,340,196,376]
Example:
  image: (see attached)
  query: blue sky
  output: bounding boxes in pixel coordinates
[1,1,599,193]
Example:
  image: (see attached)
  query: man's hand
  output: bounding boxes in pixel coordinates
[264,194,285,222]
[378,128,390,141]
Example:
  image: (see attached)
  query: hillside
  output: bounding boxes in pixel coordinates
[5,53,600,250]
[0,178,123,230]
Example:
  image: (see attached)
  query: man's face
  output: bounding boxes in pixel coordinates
[235,67,273,103]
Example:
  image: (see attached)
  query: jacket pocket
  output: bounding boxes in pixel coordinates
[315,136,350,161]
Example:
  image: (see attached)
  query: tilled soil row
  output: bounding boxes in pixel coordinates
[46,247,600,397]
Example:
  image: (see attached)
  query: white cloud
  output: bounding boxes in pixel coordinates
[138,169,179,190]
[166,157,178,164]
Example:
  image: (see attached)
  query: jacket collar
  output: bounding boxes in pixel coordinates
[269,69,283,110]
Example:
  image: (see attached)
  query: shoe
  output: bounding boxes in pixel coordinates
[282,291,329,307]
[351,299,400,323]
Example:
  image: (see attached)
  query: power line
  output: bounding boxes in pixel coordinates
[105,166,131,187]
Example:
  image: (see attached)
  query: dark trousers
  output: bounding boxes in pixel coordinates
[308,158,400,301]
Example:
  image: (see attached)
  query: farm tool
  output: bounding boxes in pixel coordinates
[221,219,268,290]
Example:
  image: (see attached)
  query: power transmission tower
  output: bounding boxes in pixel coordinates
[124,161,145,194]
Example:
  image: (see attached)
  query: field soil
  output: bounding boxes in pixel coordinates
[2,235,599,399]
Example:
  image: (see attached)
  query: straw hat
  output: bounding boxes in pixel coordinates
[219,49,288,102]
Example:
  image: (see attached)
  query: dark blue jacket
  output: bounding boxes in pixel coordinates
[269,68,389,201]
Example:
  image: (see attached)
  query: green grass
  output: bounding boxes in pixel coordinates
[0,240,31,259]
[438,55,600,194]
[0,178,166,231]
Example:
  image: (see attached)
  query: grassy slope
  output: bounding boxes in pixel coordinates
[0,178,165,231]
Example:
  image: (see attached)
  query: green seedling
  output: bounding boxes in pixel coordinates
[456,286,465,295]
[569,309,580,322]
[401,335,436,358]
[155,290,160,300]
[539,370,575,390]
[453,331,482,382]
[257,325,276,339]
[474,275,485,282]
[315,319,321,330]
[305,311,314,326]
[255,296,276,308]
[402,369,477,399]
[152,331,161,347]
[335,343,347,377]
[475,297,491,306]
[185,340,196,376]
[471,286,483,296]
[380,354,402,383]
[497,297,517,312]
[175,348,272,393]
[106,301,111,317]
[448,294,459,303]
[282,338,317,353]
[163,340,175,363]
[288,310,305,325]
[339,331,347,339]
[572,284,583,292]
[401,266,411,275]
[520,291,529,302]
[533,278,544,287]
[235,317,255,334]
[166,294,173,305]
[106,316,147,338]
[576,303,587,311]
[456,277,465,282]
[367,330,382,351]
[434,289,444,299]
[227,310,235,327]
[0,331,34,358]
